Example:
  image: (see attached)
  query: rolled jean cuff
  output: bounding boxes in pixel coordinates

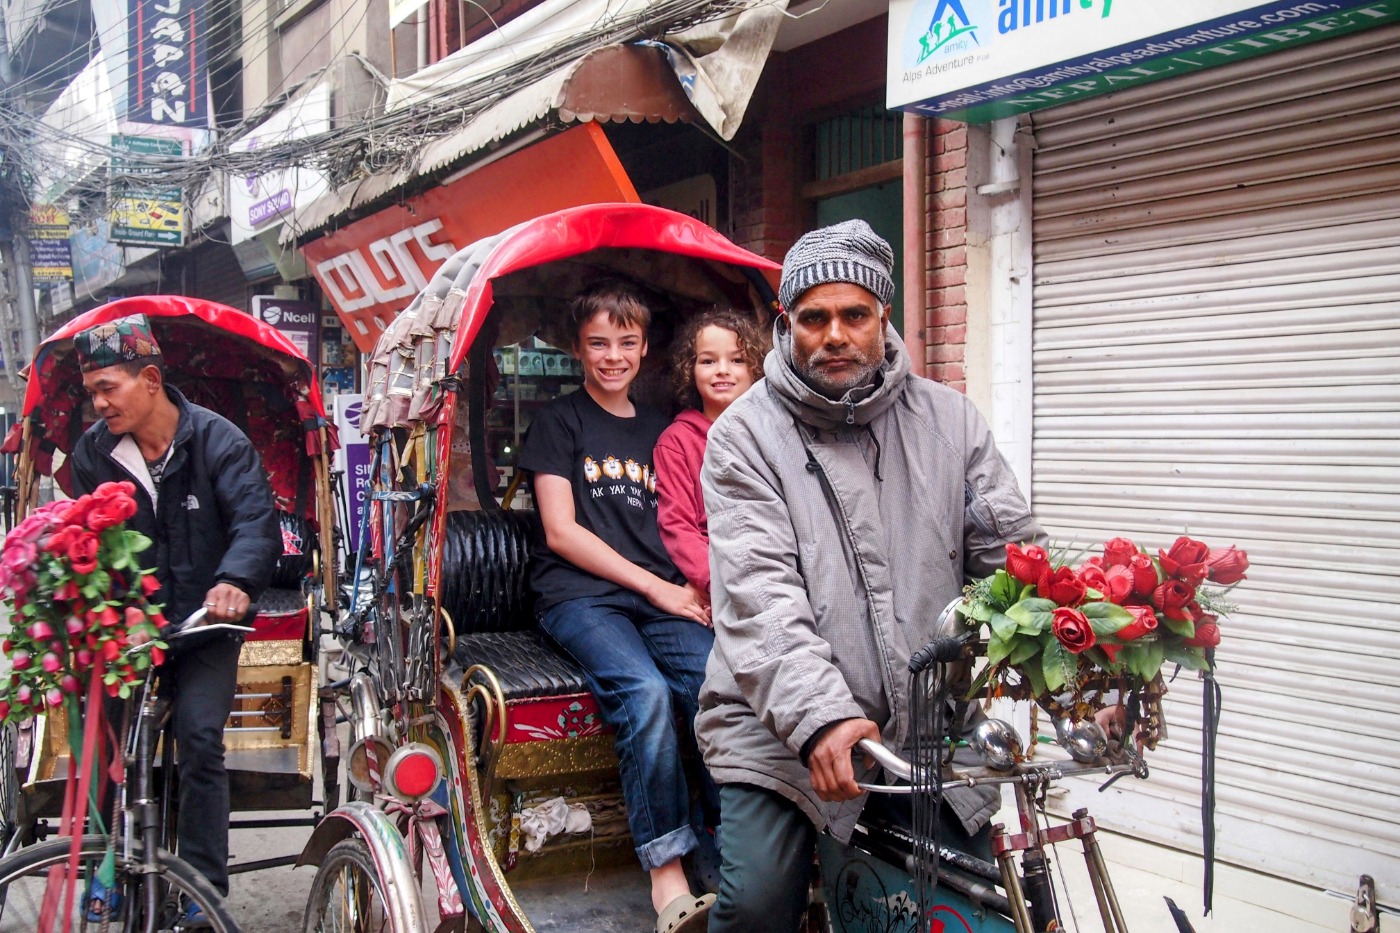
[635,824,697,871]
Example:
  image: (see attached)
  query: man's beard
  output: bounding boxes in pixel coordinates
[794,343,884,399]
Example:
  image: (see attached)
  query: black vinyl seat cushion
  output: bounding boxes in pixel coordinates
[456,631,590,700]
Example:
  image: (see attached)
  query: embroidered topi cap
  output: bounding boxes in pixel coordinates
[73,313,163,373]
[778,219,895,311]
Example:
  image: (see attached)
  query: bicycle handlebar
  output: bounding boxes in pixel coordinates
[127,606,256,655]
[854,738,1133,794]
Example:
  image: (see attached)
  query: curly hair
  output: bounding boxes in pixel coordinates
[671,310,767,411]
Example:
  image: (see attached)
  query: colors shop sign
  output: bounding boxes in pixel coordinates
[887,0,1400,122]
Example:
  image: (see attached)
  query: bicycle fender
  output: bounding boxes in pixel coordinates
[298,800,429,932]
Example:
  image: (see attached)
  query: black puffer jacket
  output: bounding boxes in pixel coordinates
[69,386,280,628]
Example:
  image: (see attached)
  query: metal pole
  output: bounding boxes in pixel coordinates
[11,235,40,363]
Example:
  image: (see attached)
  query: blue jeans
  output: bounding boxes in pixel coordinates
[540,592,716,871]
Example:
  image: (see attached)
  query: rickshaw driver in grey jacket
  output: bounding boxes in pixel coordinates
[697,220,1046,933]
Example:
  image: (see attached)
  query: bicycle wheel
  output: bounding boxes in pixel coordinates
[0,833,239,932]
[303,837,397,933]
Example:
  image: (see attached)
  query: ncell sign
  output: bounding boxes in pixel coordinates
[888,0,1400,122]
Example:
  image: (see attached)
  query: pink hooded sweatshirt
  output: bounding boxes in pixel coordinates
[653,408,713,594]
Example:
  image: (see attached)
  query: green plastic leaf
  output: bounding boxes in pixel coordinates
[1081,601,1134,635]
[985,635,1014,667]
[990,570,1018,607]
[1164,644,1209,671]
[1008,638,1042,665]
[1006,598,1055,635]
[1084,646,1123,673]
[127,532,153,554]
[1021,660,1048,698]
[989,612,1018,640]
[1131,640,1166,680]
[118,684,131,700]
[965,601,994,623]
[1042,639,1076,693]
[1161,616,1196,639]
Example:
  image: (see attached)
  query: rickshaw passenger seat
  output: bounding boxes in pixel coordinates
[445,509,593,703]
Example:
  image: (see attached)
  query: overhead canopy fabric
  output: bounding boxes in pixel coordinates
[281,0,786,239]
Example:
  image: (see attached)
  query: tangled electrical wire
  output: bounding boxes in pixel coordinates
[0,0,765,222]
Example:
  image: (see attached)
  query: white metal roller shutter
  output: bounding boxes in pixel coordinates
[1028,24,1400,905]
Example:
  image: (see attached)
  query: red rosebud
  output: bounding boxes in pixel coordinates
[1098,643,1121,664]
[55,580,80,601]
[86,501,128,532]
[75,649,93,670]
[1051,607,1096,654]
[1102,537,1140,569]
[1206,546,1249,585]
[67,530,100,576]
[11,651,31,671]
[45,688,63,707]
[1128,554,1159,597]
[1152,579,1196,621]
[15,686,32,704]
[99,606,121,629]
[101,640,120,662]
[59,674,80,694]
[1102,565,1134,604]
[0,701,9,720]
[61,495,95,526]
[151,611,167,629]
[65,617,84,636]
[105,681,121,698]
[1006,543,1051,587]
[1117,605,1159,641]
[1038,566,1088,607]
[27,621,53,640]
[124,606,145,628]
[0,639,10,653]
[140,573,161,596]
[1078,564,1109,594]
[1185,620,1222,649]
[1158,536,1210,586]
[41,652,61,674]
[150,646,166,666]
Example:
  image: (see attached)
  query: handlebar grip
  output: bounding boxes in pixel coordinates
[908,634,970,673]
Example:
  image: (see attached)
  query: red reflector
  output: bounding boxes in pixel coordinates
[393,751,439,798]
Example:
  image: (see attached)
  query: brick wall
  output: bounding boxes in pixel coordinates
[728,61,798,265]
[926,119,968,392]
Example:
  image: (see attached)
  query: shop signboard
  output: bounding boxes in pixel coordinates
[29,205,73,281]
[334,394,370,554]
[888,0,1400,122]
[109,135,185,246]
[251,296,320,365]
[127,0,208,127]
[301,123,639,353]
[229,84,331,244]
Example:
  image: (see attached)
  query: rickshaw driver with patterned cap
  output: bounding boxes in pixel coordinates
[697,220,1047,932]
[68,312,281,926]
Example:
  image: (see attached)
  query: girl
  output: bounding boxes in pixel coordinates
[654,310,765,599]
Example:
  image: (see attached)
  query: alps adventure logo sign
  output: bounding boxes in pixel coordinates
[912,0,980,64]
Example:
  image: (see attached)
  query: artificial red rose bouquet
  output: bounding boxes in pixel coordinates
[0,481,167,723]
[959,535,1248,704]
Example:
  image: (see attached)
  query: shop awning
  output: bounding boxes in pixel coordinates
[281,1,786,240]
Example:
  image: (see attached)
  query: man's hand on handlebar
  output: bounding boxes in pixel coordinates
[203,582,251,623]
[808,718,881,802]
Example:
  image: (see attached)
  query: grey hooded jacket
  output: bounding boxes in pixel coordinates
[696,320,1044,843]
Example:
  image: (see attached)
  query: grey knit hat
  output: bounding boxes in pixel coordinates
[778,220,895,310]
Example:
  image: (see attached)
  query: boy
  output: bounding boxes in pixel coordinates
[518,279,715,933]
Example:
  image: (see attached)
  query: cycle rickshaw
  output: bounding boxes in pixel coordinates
[0,296,343,929]
[302,203,1158,933]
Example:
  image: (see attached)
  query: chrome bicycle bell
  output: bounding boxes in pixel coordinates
[1055,716,1109,764]
[971,718,1023,771]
